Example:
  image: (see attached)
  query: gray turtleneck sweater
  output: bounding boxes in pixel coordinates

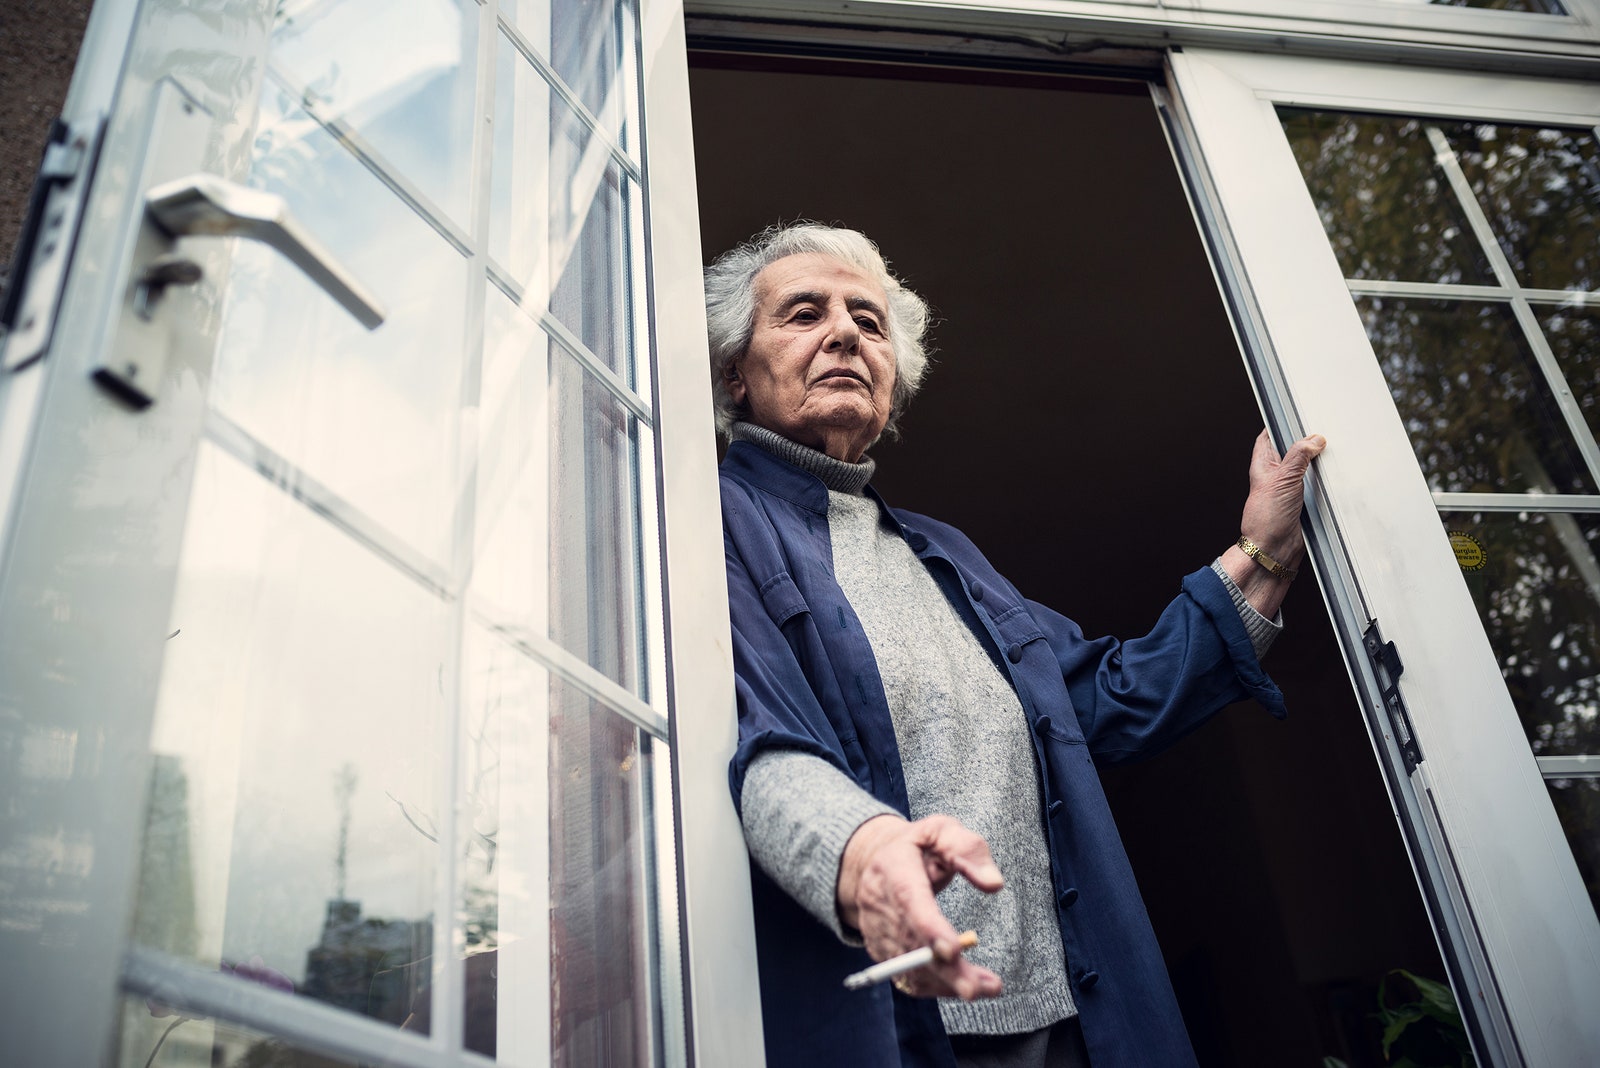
[732,422,1279,1038]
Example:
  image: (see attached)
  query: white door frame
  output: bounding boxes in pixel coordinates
[638,0,767,1064]
[1163,48,1600,1067]
[0,0,763,1064]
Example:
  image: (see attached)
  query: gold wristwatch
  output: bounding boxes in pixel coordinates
[1237,535,1298,580]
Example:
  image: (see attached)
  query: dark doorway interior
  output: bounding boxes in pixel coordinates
[689,56,1447,1067]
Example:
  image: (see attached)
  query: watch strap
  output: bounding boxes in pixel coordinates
[1237,534,1298,580]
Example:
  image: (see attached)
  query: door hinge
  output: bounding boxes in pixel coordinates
[0,113,105,372]
[1363,619,1422,773]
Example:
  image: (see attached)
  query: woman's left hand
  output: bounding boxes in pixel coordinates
[1222,429,1326,618]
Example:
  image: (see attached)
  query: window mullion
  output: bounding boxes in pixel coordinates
[1423,124,1600,486]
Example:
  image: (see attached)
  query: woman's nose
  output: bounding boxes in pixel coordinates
[824,307,859,351]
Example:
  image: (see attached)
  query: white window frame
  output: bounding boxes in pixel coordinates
[638,1,767,1064]
[684,0,1600,77]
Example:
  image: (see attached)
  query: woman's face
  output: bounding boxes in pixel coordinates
[730,252,897,463]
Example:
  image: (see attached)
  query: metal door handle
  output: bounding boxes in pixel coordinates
[145,173,385,329]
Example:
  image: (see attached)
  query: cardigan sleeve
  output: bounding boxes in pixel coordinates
[722,480,902,814]
[1030,566,1288,766]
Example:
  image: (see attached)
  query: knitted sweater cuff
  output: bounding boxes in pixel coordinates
[1211,557,1283,661]
[740,749,900,942]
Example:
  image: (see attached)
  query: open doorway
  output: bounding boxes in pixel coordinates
[689,56,1447,1067]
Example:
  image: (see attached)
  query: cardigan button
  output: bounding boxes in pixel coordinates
[1006,643,1023,663]
[1058,887,1079,909]
[1047,799,1064,818]
[969,581,984,603]
[1033,715,1052,735]
[1076,969,1101,991]
[907,532,928,552]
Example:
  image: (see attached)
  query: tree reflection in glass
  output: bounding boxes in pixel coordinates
[1441,512,1600,756]
[1541,307,1600,442]
[1283,102,1600,919]
[1449,123,1600,293]
[1356,298,1594,494]
[1546,779,1600,920]
[1281,109,1495,284]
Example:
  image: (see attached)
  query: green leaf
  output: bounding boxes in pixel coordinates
[1381,1008,1426,1055]
[1399,970,1464,1026]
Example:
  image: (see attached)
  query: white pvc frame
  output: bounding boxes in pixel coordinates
[1166,48,1600,1066]
[684,0,1600,74]
[0,1,767,1065]
[0,1,276,1063]
[638,1,768,1064]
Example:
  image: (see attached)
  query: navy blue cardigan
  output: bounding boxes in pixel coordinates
[722,441,1287,1068]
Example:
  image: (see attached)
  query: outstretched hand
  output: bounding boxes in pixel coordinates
[837,813,1005,1001]
[1223,429,1327,617]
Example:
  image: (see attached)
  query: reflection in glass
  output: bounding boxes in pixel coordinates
[1447,123,1600,293]
[115,992,367,1068]
[491,34,552,306]
[268,0,476,223]
[219,87,468,567]
[270,0,478,224]
[492,34,637,381]
[547,145,633,383]
[550,344,644,690]
[502,0,635,142]
[1540,306,1600,442]
[1281,109,1495,284]
[458,627,551,1061]
[1283,108,1600,294]
[129,444,445,1033]
[452,632,654,1063]
[475,289,645,693]
[1546,778,1600,921]
[1441,511,1600,756]
[550,685,652,1065]
[1358,298,1596,493]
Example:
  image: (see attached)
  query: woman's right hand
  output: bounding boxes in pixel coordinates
[836,813,1005,1000]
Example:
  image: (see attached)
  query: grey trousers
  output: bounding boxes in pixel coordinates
[949,1016,1091,1068]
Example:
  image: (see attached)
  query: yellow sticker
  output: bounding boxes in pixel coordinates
[1447,531,1486,571]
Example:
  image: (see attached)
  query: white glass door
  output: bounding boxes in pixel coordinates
[0,0,754,1065]
[1167,49,1600,1065]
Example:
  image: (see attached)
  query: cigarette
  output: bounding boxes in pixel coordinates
[842,930,979,990]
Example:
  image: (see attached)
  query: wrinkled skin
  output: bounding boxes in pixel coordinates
[729,253,897,464]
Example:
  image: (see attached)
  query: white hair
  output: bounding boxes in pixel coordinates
[704,222,932,439]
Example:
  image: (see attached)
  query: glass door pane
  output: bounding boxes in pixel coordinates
[106,0,675,1063]
[1283,108,1600,918]
[1167,49,1600,1064]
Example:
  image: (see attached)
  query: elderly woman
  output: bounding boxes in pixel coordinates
[711,223,1324,1068]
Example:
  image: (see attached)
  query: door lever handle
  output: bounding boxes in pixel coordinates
[145,173,386,329]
